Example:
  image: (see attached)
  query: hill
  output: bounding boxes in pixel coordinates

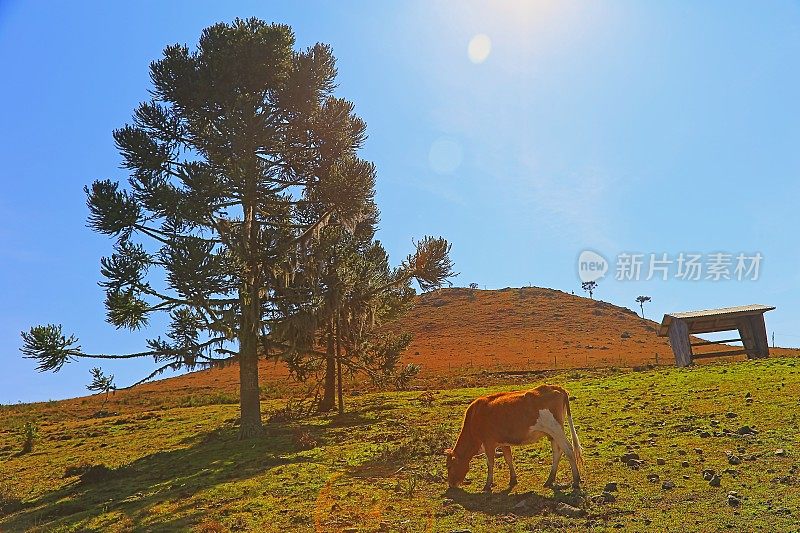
[2,358,800,531]
[62,286,792,410]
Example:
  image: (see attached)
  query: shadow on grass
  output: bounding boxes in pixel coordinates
[0,423,309,532]
[444,484,585,517]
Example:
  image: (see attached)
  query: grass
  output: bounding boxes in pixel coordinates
[1,358,799,531]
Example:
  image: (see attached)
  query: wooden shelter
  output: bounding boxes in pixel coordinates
[657,304,775,367]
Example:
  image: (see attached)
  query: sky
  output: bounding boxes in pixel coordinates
[2,1,799,404]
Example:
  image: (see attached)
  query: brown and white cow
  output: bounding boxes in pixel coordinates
[444,384,584,492]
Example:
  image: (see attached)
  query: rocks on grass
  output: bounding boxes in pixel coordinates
[662,480,675,490]
[737,426,757,436]
[647,474,660,483]
[727,454,742,465]
[656,458,666,465]
[727,491,741,507]
[591,491,616,504]
[702,469,716,481]
[775,449,787,457]
[604,482,618,492]
[555,502,587,518]
[709,475,721,487]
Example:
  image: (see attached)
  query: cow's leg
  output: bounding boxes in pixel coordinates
[483,441,496,492]
[500,446,517,487]
[535,410,581,489]
[544,437,562,488]
[553,432,580,489]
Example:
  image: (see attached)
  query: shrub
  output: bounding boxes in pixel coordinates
[20,421,38,454]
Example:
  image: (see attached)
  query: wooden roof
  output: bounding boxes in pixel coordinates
[657,304,775,336]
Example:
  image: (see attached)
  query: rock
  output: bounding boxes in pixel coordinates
[620,452,640,463]
[627,459,643,469]
[725,412,738,419]
[662,480,675,490]
[647,473,660,483]
[604,482,618,492]
[656,458,666,465]
[727,492,741,507]
[698,430,711,438]
[728,455,742,465]
[702,469,716,481]
[514,498,531,511]
[591,491,616,504]
[694,448,704,454]
[681,461,690,468]
[737,426,757,435]
[678,450,687,456]
[745,392,752,399]
[775,449,787,457]
[555,502,587,518]
[449,530,473,533]
[709,475,721,487]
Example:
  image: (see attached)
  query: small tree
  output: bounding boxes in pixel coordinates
[581,281,597,299]
[19,422,38,454]
[469,283,479,290]
[636,295,652,319]
[87,368,116,410]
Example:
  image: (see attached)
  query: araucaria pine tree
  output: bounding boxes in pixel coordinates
[20,19,380,439]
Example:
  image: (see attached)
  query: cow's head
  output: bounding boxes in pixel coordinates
[444,448,469,488]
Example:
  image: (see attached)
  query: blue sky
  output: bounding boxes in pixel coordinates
[2,1,799,404]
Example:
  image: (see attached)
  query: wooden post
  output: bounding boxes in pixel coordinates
[668,318,693,367]
[749,314,770,359]
[737,317,757,359]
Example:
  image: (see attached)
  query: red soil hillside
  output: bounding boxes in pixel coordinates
[398,286,672,373]
[82,286,793,408]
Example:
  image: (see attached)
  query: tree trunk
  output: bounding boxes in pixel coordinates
[238,307,264,439]
[336,316,344,415]
[238,342,264,439]
[319,321,336,412]
[238,198,264,440]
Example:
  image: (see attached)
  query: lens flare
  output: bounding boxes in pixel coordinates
[467,34,492,64]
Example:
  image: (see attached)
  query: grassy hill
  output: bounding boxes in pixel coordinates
[80,286,793,408]
[3,358,800,532]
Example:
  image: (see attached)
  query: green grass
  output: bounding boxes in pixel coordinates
[1,358,799,532]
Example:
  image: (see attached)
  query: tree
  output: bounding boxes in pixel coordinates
[581,281,597,299]
[636,295,651,319]
[469,283,479,290]
[87,368,116,411]
[279,214,454,413]
[20,19,377,439]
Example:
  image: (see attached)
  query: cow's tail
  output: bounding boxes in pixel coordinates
[564,393,585,473]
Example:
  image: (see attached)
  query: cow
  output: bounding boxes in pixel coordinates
[444,384,584,492]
